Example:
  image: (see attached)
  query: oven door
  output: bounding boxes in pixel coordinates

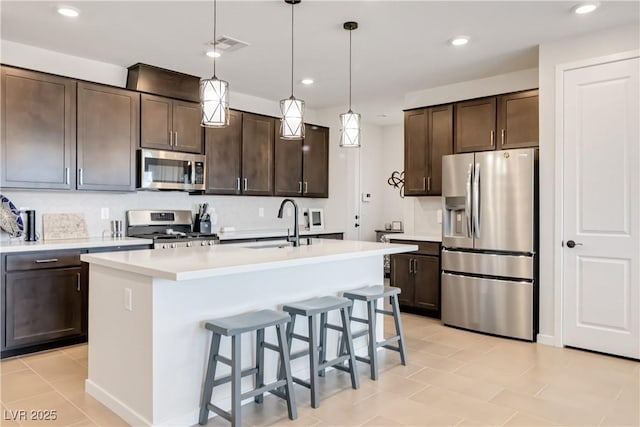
[138,149,205,191]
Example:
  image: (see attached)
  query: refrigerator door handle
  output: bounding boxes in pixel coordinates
[473,162,481,238]
[465,163,473,238]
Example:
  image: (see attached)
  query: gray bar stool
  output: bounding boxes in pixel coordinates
[199,309,296,427]
[282,296,359,408]
[341,285,407,380]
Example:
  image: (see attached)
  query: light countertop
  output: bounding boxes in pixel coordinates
[217,228,344,241]
[0,237,153,254]
[382,233,442,242]
[81,239,418,281]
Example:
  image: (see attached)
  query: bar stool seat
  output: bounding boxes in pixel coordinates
[199,309,296,427]
[282,296,359,408]
[342,285,407,380]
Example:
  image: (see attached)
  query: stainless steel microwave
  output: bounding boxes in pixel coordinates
[138,149,206,191]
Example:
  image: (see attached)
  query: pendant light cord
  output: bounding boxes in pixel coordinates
[213,0,217,77]
[348,27,352,110]
[290,2,294,96]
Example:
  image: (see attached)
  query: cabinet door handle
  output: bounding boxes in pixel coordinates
[169,131,173,146]
[408,259,413,274]
[236,177,241,191]
[422,177,426,191]
[65,167,70,185]
[174,131,178,147]
[298,181,302,193]
[501,129,505,146]
[77,273,81,292]
[413,259,418,274]
[304,181,308,194]
[490,130,495,147]
[78,168,84,186]
[427,176,431,192]
[35,258,59,263]
[243,178,248,191]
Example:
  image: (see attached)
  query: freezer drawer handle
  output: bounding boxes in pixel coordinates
[566,240,583,248]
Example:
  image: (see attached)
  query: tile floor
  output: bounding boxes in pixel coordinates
[1,314,638,426]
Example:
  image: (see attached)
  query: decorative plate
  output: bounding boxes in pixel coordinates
[0,195,24,238]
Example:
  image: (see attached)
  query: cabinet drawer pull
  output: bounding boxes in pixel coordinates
[35,258,59,263]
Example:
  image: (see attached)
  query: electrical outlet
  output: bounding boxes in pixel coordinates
[101,208,110,220]
[124,288,132,311]
[258,207,264,217]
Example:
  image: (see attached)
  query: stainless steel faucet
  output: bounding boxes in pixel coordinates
[277,198,300,247]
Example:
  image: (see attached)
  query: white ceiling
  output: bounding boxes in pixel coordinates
[1,1,638,125]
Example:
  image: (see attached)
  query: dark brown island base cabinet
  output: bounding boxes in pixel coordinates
[390,240,441,318]
[140,93,203,154]
[205,111,275,196]
[1,66,76,189]
[404,105,453,196]
[275,123,329,198]
[77,82,139,191]
[1,66,140,191]
[454,89,539,153]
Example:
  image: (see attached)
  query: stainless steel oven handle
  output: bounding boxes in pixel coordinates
[473,162,480,238]
[465,163,473,238]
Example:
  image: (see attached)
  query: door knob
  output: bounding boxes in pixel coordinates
[566,240,583,248]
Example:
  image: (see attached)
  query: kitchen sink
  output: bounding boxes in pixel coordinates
[244,242,293,249]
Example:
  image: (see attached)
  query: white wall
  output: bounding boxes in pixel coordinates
[537,24,640,344]
[0,41,335,240]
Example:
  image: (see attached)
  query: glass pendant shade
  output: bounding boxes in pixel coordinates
[280,95,305,139]
[339,110,361,147]
[200,76,230,127]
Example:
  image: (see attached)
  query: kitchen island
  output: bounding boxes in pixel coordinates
[81,239,417,427]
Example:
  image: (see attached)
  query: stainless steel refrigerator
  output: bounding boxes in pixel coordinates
[441,148,538,341]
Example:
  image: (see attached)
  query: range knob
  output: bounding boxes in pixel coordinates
[208,240,215,246]
[186,242,193,247]
[170,243,177,249]
[201,241,208,246]
[161,244,168,249]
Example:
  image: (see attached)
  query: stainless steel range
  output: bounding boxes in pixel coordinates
[126,210,218,249]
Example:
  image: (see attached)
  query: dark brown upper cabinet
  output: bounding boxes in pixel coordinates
[454,97,497,153]
[205,110,243,195]
[404,105,452,196]
[242,113,275,196]
[275,123,329,198]
[1,66,76,190]
[205,111,275,196]
[77,82,139,191]
[454,90,539,154]
[140,94,203,154]
[497,89,539,150]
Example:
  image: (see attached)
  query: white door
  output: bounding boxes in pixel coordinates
[562,56,640,359]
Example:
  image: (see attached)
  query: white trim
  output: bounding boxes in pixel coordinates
[536,334,557,347]
[85,379,153,427]
[553,49,640,349]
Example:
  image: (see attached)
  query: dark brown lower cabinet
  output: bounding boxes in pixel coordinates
[390,240,441,317]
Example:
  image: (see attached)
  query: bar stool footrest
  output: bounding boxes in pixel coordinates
[376,336,400,349]
[207,403,232,422]
[318,354,350,370]
[211,367,260,388]
[241,379,287,401]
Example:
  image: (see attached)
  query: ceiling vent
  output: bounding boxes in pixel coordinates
[206,35,250,53]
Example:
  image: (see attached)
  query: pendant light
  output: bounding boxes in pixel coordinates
[200,0,229,128]
[280,0,305,140]
[340,21,360,148]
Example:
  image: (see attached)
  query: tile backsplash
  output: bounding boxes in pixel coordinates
[0,191,329,241]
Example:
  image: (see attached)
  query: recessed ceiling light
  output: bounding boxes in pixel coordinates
[450,36,470,46]
[301,78,314,85]
[57,6,80,17]
[573,2,600,14]
[205,50,221,58]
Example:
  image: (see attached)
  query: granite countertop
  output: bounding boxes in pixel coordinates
[0,236,153,254]
[382,233,442,243]
[81,239,418,281]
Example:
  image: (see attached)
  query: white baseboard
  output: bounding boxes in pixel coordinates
[536,334,557,346]
[85,379,153,427]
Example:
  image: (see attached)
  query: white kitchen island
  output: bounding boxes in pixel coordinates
[81,239,417,427]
